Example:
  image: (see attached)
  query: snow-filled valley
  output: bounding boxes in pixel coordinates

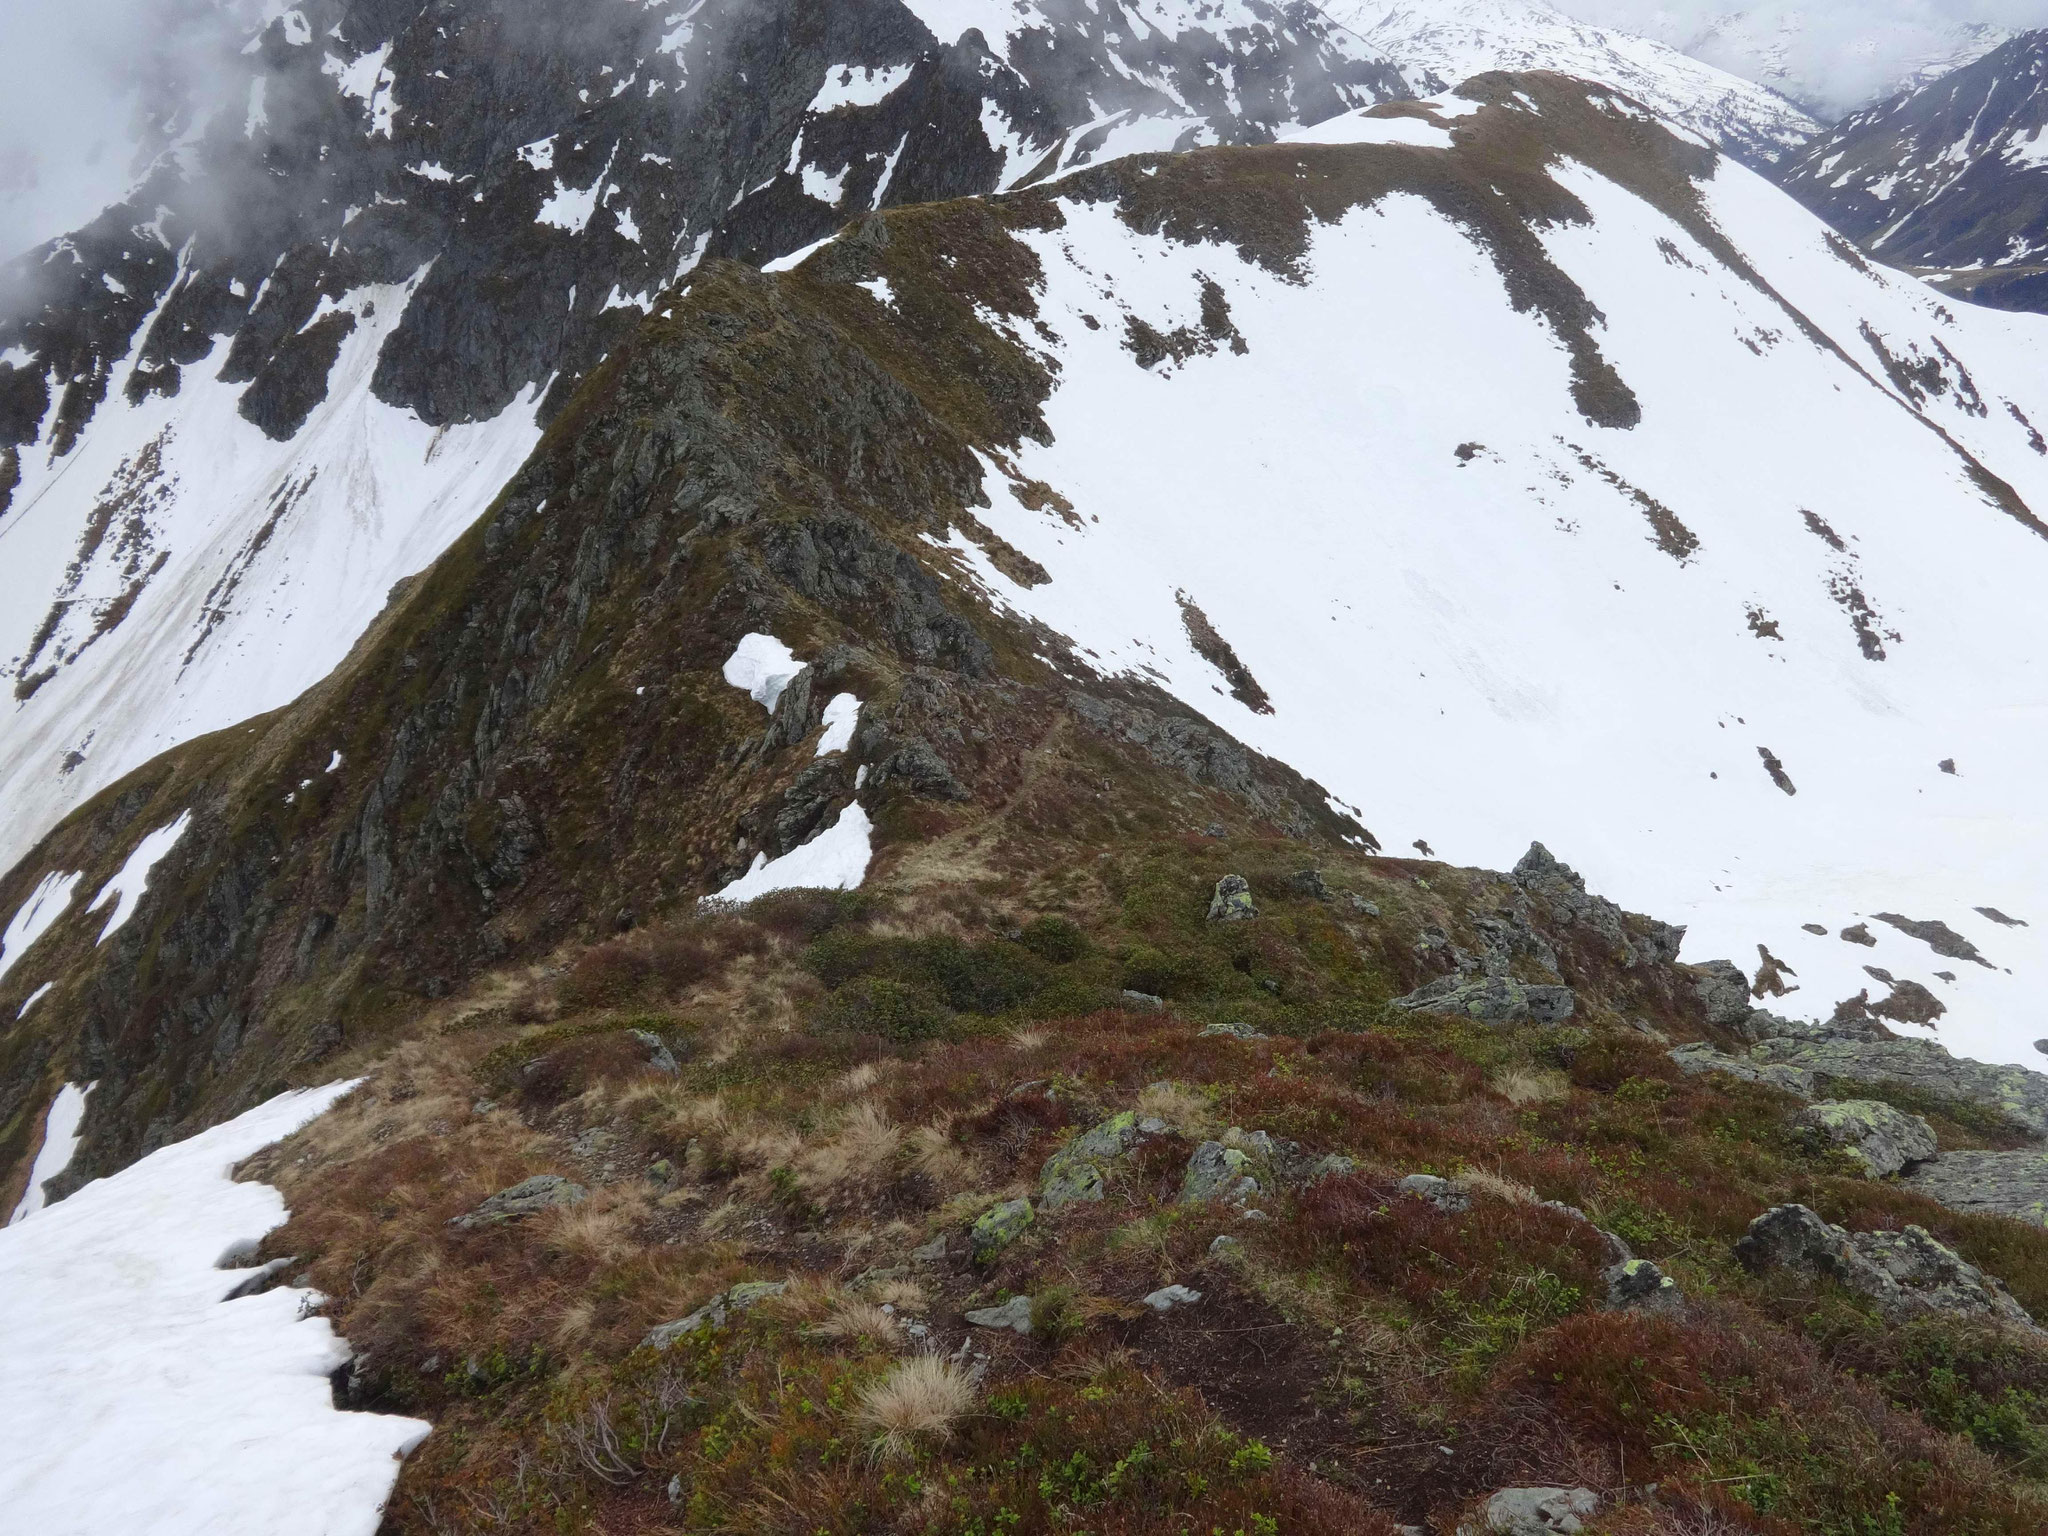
[875,87,2048,1071]
[0,1082,424,1536]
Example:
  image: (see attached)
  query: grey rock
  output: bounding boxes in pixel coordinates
[1691,959,1753,1027]
[630,1028,679,1073]
[1513,841,1680,968]
[1347,893,1382,918]
[1208,1234,1243,1259]
[1289,868,1329,900]
[1737,1204,2033,1327]
[1142,1284,1203,1311]
[1793,1099,1938,1178]
[964,1295,1034,1334]
[1207,874,1258,922]
[1462,1486,1600,1535]
[1199,1020,1269,1040]
[1675,1033,2048,1136]
[643,1279,789,1349]
[1391,974,1577,1025]
[1308,1153,1359,1183]
[1120,990,1166,1011]
[1604,1258,1682,1313]
[911,1234,952,1265]
[1182,1141,1264,1206]
[971,1198,1035,1263]
[1040,1111,1163,1209]
[1400,1173,1472,1212]
[449,1174,587,1229]
[1904,1150,2048,1228]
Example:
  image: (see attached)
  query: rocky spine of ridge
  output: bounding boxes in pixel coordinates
[1780,30,2048,313]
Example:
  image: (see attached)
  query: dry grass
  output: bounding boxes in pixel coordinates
[1460,1167,1540,1205]
[540,1190,649,1266]
[811,1300,902,1349]
[1008,1027,1047,1052]
[1492,1066,1572,1105]
[857,1355,976,1454]
[906,1118,976,1191]
[1137,1079,1216,1138]
[795,1103,903,1198]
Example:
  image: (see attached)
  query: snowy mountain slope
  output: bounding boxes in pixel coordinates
[829,75,2048,1070]
[1781,31,2048,316]
[1557,4,2013,120]
[1322,0,1818,162]
[0,1081,423,1536]
[0,0,1408,881]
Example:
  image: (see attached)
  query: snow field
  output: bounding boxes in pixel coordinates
[0,1081,428,1536]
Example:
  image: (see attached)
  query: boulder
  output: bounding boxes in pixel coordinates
[964,1295,1034,1334]
[1390,975,1577,1025]
[1120,990,1166,1011]
[1199,1020,1269,1040]
[1289,869,1329,900]
[1903,1150,2048,1228]
[1208,1234,1243,1259]
[1040,1111,1162,1209]
[1459,1486,1600,1535]
[630,1029,680,1075]
[971,1198,1035,1263]
[1793,1100,1937,1177]
[1207,875,1258,922]
[1399,1173,1472,1212]
[449,1173,586,1229]
[1736,1205,2033,1327]
[1690,959,1753,1027]
[1182,1141,1264,1206]
[1604,1258,1681,1313]
[643,1279,788,1348]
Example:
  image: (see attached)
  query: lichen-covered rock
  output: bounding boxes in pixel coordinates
[449,1173,586,1229]
[643,1279,789,1348]
[971,1198,1035,1263]
[1458,1485,1599,1535]
[1399,1173,1472,1212]
[1207,874,1259,922]
[1904,1150,2048,1228]
[1604,1258,1681,1313]
[1181,1141,1263,1206]
[1040,1111,1159,1209]
[1736,1204,2033,1327]
[1793,1099,1937,1177]
[1390,974,1576,1025]
[1674,1032,2048,1136]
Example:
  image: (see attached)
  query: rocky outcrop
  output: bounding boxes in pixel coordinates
[1039,1111,1168,1209]
[1390,974,1576,1025]
[1736,1204,2034,1327]
[1672,1030,2048,1135]
[1458,1486,1599,1536]
[1904,1150,2048,1229]
[448,1173,586,1229]
[1792,1100,1938,1178]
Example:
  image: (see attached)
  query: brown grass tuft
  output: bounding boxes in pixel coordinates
[857,1354,976,1453]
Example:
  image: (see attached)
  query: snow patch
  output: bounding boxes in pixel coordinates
[8,1083,92,1225]
[85,813,192,944]
[817,693,861,755]
[721,633,804,710]
[1284,111,1454,149]
[17,982,53,1019]
[810,64,914,114]
[711,804,875,904]
[763,235,835,273]
[0,1082,429,1535]
[0,871,82,986]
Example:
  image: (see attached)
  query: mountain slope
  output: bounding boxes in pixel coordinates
[0,0,1407,885]
[1781,31,2048,313]
[1323,0,1819,162]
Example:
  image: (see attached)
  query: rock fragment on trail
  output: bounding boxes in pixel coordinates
[1793,1099,1937,1178]
[448,1173,587,1228]
[1458,1486,1599,1535]
[964,1295,1033,1334]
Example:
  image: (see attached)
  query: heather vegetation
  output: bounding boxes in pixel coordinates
[244,836,2048,1536]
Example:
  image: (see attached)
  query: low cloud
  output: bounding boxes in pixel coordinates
[1558,1,2048,116]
